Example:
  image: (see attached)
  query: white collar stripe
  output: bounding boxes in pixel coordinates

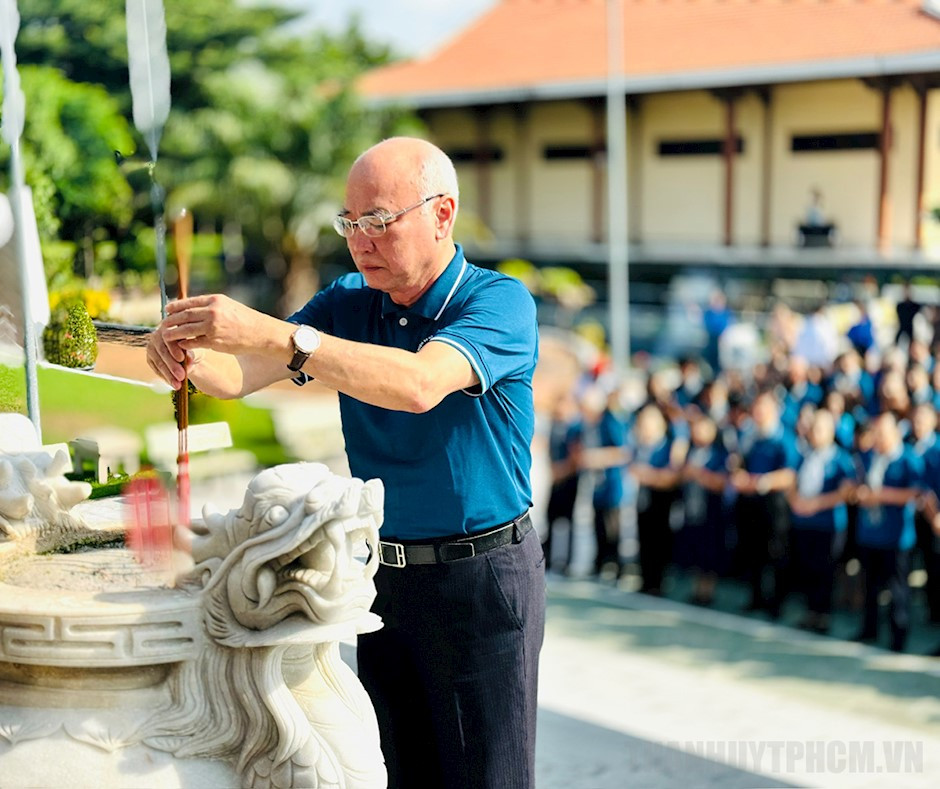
[434,259,467,321]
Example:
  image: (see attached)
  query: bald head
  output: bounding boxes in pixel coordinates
[351,137,460,211]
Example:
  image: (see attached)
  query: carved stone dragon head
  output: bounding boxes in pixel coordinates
[191,462,383,647]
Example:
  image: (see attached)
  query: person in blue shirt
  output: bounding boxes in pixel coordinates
[675,356,705,409]
[931,363,940,412]
[147,137,543,789]
[730,389,798,618]
[852,412,923,652]
[703,290,733,373]
[781,356,823,431]
[788,409,856,634]
[907,364,933,407]
[824,389,856,450]
[580,386,628,578]
[629,404,683,595]
[846,300,875,357]
[679,412,729,606]
[543,389,582,574]
[831,350,876,417]
[909,403,940,625]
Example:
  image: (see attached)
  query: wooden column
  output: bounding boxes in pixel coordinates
[473,105,493,231]
[912,78,929,251]
[876,82,894,251]
[512,103,531,244]
[626,94,642,243]
[713,89,741,247]
[756,86,773,247]
[587,98,607,244]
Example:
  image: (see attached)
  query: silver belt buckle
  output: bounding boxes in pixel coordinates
[380,541,406,568]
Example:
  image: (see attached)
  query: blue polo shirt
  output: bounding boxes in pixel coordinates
[584,409,627,509]
[912,432,940,495]
[856,446,924,551]
[288,245,538,539]
[782,382,823,430]
[791,446,857,532]
[740,423,800,475]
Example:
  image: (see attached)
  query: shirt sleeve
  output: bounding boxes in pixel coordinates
[429,276,538,395]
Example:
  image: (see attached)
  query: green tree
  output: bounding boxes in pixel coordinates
[14,0,300,116]
[9,1,414,309]
[0,66,136,278]
[162,25,414,311]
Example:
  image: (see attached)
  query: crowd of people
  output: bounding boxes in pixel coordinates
[543,288,940,654]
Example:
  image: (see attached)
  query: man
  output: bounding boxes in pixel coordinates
[853,412,923,652]
[730,389,798,618]
[147,137,544,789]
[895,282,921,347]
[579,385,627,578]
[909,403,940,625]
[543,389,582,574]
[788,409,856,634]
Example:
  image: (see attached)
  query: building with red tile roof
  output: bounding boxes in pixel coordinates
[362,0,940,107]
[356,1,940,358]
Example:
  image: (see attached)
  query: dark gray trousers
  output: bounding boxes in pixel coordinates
[357,526,546,789]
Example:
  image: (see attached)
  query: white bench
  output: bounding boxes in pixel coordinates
[144,421,257,480]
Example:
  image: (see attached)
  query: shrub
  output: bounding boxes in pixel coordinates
[43,301,99,369]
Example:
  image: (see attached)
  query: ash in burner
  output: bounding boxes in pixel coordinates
[1,548,176,592]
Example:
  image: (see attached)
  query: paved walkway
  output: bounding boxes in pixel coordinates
[187,475,940,788]
[536,576,940,789]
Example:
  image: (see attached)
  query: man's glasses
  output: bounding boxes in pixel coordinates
[333,193,444,238]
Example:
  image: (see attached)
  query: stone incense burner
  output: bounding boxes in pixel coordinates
[0,422,386,788]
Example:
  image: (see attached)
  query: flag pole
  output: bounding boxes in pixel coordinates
[1,0,41,437]
[606,0,631,375]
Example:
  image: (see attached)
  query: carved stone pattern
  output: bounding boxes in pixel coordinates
[0,613,198,666]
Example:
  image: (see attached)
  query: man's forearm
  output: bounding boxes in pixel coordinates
[161,295,478,411]
[300,335,477,413]
[187,349,269,399]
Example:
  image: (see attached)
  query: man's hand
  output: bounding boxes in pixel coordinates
[853,484,875,507]
[731,469,756,495]
[790,498,817,518]
[146,294,290,392]
[146,322,194,390]
[162,294,277,356]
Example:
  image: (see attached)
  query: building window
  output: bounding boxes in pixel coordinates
[543,145,604,160]
[790,133,880,152]
[447,146,504,163]
[657,138,744,156]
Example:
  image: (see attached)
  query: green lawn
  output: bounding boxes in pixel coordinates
[0,363,288,467]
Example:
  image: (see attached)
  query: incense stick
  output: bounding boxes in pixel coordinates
[174,208,193,525]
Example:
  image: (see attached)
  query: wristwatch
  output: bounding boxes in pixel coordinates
[287,325,320,372]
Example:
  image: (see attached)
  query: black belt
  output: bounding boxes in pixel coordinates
[378,513,532,568]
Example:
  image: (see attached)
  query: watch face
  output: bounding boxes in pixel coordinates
[293,326,320,354]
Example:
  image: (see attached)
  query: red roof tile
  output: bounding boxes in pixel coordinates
[359,0,940,103]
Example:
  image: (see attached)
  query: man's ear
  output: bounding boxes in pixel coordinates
[435,195,457,239]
